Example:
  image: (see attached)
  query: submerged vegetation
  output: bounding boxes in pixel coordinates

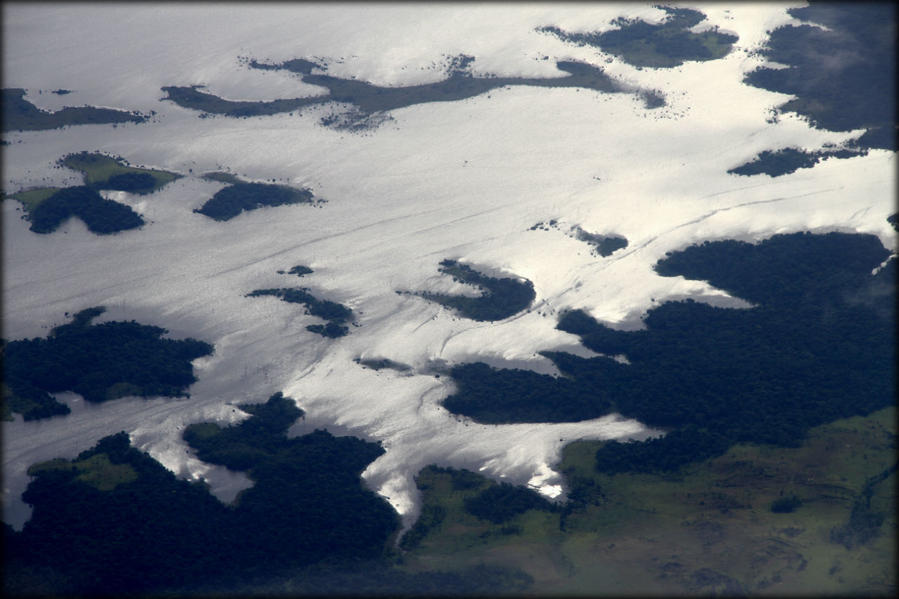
[1,88,147,132]
[538,6,737,68]
[415,259,535,322]
[162,57,664,129]
[1,307,213,421]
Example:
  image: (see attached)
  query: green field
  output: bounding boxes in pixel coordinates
[60,152,181,194]
[400,407,896,595]
[28,453,138,492]
[3,187,61,219]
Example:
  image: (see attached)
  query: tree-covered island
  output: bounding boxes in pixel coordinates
[1,307,213,421]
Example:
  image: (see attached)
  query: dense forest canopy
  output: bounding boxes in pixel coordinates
[1,88,147,132]
[163,56,663,129]
[1,307,213,421]
[743,2,896,150]
[538,6,737,68]
[194,181,315,221]
[728,147,866,178]
[24,185,144,234]
[416,259,536,322]
[3,393,400,596]
[442,231,895,473]
[247,286,353,338]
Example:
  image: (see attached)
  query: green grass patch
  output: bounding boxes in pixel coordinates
[27,453,138,491]
[27,458,75,476]
[72,454,138,491]
[183,421,223,440]
[60,152,181,194]
[4,187,61,216]
[201,171,243,184]
[401,407,896,595]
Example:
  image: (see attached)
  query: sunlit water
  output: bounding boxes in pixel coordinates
[2,3,895,530]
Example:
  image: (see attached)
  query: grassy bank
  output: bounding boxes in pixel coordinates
[400,407,896,595]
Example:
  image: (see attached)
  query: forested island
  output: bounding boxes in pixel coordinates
[277,264,314,277]
[3,393,541,596]
[3,393,399,595]
[247,286,353,337]
[728,147,866,178]
[4,152,181,235]
[194,180,316,221]
[413,259,535,322]
[573,227,629,257]
[12,185,144,235]
[1,307,213,421]
[538,6,737,68]
[61,151,181,195]
[443,230,894,474]
[2,88,147,132]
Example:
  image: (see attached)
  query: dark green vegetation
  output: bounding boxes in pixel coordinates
[594,426,730,475]
[355,357,413,372]
[464,482,558,524]
[201,171,243,184]
[61,151,181,195]
[401,465,557,551]
[162,85,322,118]
[277,264,314,277]
[416,259,535,322]
[743,3,896,150]
[17,185,144,234]
[2,88,146,132]
[400,408,895,595]
[247,287,353,337]
[5,152,181,234]
[162,57,664,127]
[728,147,866,177]
[830,462,896,549]
[573,227,628,256]
[538,6,737,68]
[246,56,322,75]
[442,231,894,475]
[443,362,609,424]
[771,495,803,514]
[194,181,315,221]
[1,307,212,421]
[3,393,401,596]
